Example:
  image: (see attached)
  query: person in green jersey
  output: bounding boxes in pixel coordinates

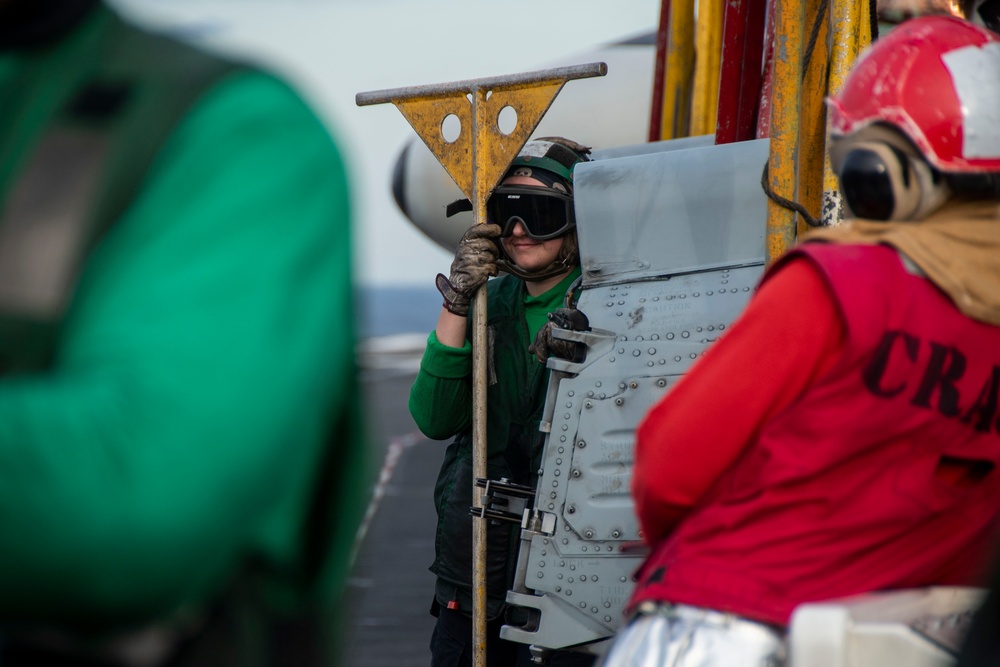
[408,137,596,667]
[0,1,365,665]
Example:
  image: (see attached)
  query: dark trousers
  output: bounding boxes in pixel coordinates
[430,607,596,667]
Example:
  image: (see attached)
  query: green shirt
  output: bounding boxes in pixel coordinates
[0,6,364,629]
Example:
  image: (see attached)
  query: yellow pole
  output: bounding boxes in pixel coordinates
[661,0,695,139]
[691,0,724,137]
[765,0,804,265]
[797,0,830,235]
[823,0,873,225]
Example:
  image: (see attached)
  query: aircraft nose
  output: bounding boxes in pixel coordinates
[391,141,411,220]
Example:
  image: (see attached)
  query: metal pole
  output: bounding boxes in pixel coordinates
[765,0,804,265]
[797,0,830,235]
[691,0,724,137]
[662,0,695,140]
[823,0,872,225]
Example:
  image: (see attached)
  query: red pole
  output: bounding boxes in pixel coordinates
[756,0,778,139]
[648,0,671,142]
[715,0,767,144]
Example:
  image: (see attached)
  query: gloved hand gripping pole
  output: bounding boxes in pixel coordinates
[357,61,606,667]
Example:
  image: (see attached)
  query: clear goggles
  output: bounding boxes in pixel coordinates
[487,186,575,240]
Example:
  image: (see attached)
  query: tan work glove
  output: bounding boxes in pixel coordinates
[435,223,502,316]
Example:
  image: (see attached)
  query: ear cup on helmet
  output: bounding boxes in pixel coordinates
[838,141,951,221]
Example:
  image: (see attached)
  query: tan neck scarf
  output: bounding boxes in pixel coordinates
[802,200,1000,326]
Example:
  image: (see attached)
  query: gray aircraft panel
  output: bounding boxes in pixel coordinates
[573,138,769,286]
[499,138,771,655]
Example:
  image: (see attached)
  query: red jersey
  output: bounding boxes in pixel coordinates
[630,243,1000,626]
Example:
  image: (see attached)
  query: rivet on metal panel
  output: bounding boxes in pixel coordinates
[584,401,593,409]
[577,440,586,448]
[657,379,667,387]
[572,469,581,477]
[580,602,587,608]
[568,390,575,397]
[612,530,621,538]
[693,292,700,297]
[629,381,638,389]
[567,505,576,514]
[605,616,612,622]
[632,350,640,358]
[666,333,675,340]
[556,459,563,465]
[538,572,544,578]
[681,332,690,338]
[592,607,599,613]
[615,398,625,406]
[647,349,655,356]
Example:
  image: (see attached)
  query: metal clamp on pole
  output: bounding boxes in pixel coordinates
[470,477,537,525]
[357,62,606,667]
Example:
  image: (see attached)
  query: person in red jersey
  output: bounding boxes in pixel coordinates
[600,15,1000,667]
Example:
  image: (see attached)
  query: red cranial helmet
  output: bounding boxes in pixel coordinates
[828,14,1000,174]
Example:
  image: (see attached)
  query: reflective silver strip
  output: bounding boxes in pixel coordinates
[942,42,1000,161]
[0,127,107,320]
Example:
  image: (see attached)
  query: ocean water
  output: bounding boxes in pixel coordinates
[356,284,441,340]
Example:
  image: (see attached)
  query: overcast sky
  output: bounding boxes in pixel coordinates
[111,0,659,286]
